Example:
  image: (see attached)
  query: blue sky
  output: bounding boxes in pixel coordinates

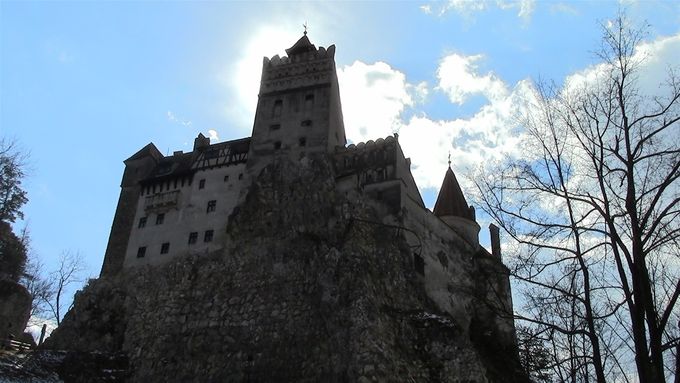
[2,1,679,307]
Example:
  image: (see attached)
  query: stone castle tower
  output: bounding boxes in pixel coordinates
[46,34,526,382]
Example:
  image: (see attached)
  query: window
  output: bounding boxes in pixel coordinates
[188,232,198,245]
[414,253,425,275]
[160,242,170,254]
[207,200,216,213]
[137,247,146,258]
[204,230,214,242]
[269,124,281,131]
[299,137,307,147]
[301,119,312,127]
[238,173,243,180]
[138,216,147,228]
[272,99,282,117]
[274,141,281,150]
[305,94,314,109]
[199,179,206,189]
[224,175,229,182]
[156,213,165,225]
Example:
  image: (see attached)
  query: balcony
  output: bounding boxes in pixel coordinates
[144,190,180,212]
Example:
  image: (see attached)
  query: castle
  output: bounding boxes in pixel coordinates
[45,34,524,382]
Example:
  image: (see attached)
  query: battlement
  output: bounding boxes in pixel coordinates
[334,135,399,185]
[260,35,337,95]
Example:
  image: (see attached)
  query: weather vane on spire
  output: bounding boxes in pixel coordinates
[303,22,308,35]
[448,151,451,167]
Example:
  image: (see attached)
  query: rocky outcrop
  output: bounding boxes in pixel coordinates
[44,155,526,382]
[0,279,32,341]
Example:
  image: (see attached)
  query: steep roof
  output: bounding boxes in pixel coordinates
[433,167,473,220]
[124,143,162,163]
[285,34,316,56]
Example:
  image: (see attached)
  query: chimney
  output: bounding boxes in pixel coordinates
[193,133,210,151]
[489,223,501,261]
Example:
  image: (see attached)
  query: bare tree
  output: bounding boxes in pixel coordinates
[473,14,679,383]
[38,251,86,326]
[21,255,53,318]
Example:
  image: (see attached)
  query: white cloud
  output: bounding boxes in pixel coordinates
[167,110,192,127]
[337,57,534,195]
[430,0,536,22]
[400,78,533,190]
[208,129,220,142]
[338,61,421,143]
[436,53,508,104]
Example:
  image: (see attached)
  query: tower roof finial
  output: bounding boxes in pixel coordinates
[448,151,451,168]
[303,22,308,36]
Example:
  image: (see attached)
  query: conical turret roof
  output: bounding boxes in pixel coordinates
[433,166,473,220]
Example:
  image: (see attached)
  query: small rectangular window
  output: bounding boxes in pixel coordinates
[299,137,307,147]
[188,232,198,245]
[204,230,214,243]
[156,213,165,225]
[269,124,281,131]
[272,99,282,117]
[224,175,229,182]
[238,173,243,180]
[137,247,147,258]
[207,200,217,213]
[199,179,206,189]
[414,253,425,275]
[160,242,170,254]
[301,120,312,127]
[274,141,281,150]
[138,217,147,228]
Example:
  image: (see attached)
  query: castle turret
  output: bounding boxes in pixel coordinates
[433,165,480,246]
[246,33,346,175]
[100,143,162,276]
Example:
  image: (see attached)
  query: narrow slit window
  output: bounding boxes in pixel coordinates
[137,247,147,258]
[156,213,165,225]
[299,137,307,147]
[160,242,170,254]
[272,100,283,117]
[414,253,425,275]
[138,216,147,229]
[199,179,206,189]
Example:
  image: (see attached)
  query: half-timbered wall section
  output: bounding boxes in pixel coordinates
[123,137,250,267]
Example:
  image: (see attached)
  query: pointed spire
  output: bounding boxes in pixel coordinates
[433,165,474,220]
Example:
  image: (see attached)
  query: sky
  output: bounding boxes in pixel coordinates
[1,0,679,316]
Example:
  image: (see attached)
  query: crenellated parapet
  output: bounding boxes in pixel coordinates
[260,36,337,95]
[334,135,399,187]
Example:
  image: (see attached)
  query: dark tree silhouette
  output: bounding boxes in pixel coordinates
[474,14,679,383]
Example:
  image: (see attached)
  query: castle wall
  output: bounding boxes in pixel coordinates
[101,148,161,276]
[47,155,526,382]
[123,162,247,267]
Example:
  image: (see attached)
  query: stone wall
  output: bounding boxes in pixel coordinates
[45,155,526,382]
